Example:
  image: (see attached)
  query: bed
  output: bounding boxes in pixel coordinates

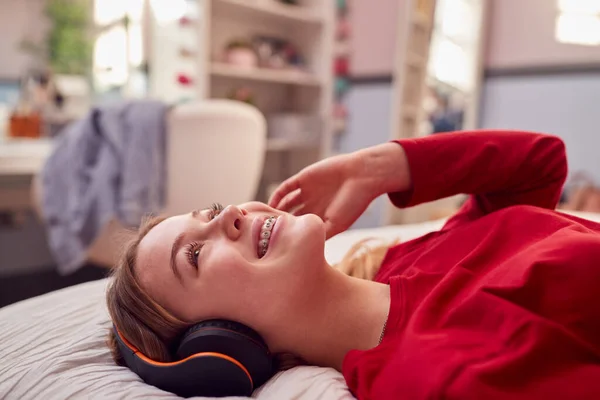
[2,211,600,400]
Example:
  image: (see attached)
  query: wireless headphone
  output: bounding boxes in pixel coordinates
[113,319,274,398]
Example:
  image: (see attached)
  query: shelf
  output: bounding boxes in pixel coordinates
[267,138,319,152]
[212,0,323,25]
[210,63,322,86]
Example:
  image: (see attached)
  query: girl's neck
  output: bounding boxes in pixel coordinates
[265,265,391,371]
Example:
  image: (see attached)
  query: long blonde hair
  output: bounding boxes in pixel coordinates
[106,217,396,369]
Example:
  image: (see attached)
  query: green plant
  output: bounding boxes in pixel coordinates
[46,0,92,75]
[20,0,91,75]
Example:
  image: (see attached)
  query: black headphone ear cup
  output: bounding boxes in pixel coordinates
[181,320,268,350]
[113,324,258,398]
[177,320,273,388]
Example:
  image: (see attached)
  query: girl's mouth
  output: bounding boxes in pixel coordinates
[257,216,277,258]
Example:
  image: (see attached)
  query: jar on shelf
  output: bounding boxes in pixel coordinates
[223,41,258,68]
[9,111,42,139]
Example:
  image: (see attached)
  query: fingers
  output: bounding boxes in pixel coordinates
[268,178,301,208]
[278,190,304,213]
[290,204,307,216]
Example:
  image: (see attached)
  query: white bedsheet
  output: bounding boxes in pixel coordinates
[1,211,598,400]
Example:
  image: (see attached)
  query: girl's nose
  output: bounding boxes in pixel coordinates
[219,205,244,240]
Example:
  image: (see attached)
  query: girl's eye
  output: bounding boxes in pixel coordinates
[186,242,202,268]
[186,203,223,268]
[209,203,224,220]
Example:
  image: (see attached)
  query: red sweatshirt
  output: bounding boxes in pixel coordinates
[342,130,600,400]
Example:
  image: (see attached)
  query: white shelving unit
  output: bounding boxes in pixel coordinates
[209,62,322,86]
[150,0,335,202]
[383,0,489,225]
[382,0,438,226]
[210,0,335,202]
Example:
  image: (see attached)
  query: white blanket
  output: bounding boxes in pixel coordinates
[1,211,598,400]
[0,279,353,400]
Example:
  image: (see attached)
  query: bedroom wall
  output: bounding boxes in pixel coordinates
[348,0,402,78]
[480,72,600,183]
[479,0,600,183]
[0,0,48,79]
[340,83,395,229]
[485,0,600,70]
[338,0,403,228]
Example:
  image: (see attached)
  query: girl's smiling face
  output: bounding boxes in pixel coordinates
[135,202,326,327]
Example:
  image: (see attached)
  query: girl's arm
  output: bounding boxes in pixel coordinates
[381,130,567,227]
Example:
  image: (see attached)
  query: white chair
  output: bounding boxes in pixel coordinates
[34,99,267,268]
[162,99,266,216]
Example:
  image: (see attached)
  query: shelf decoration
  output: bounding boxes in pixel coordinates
[179,48,196,58]
[224,40,259,68]
[228,87,255,106]
[334,57,349,76]
[228,86,255,106]
[252,36,306,70]
[176,73,194,86]
[333,0,350,142]
[334,76,350,98]
[178,16,196,26]
[219,36,308,79]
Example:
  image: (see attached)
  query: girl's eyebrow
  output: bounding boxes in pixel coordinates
[170,233,185,283]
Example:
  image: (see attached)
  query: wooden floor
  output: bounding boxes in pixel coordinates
[0,264,108,308]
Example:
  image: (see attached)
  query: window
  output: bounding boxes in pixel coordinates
[94,0,143,25]
[149,0,188,23]
[93,0,145,93]
[430,37,471,91]
[94,25,128,87]
[555,0,600,45]
[428,0,482,91]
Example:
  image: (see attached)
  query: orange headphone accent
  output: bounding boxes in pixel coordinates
[113,320,273,398]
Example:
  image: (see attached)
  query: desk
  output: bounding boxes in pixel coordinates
[0,139,52,176]
[0,140,55,277]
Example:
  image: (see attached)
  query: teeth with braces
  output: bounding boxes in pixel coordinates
[258,217,276,258]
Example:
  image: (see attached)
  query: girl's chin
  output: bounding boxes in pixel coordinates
[297,212,324,227]
[282,213,325,243]
[301,213,327,240]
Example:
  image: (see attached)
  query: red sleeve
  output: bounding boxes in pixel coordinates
[388,130,567,229]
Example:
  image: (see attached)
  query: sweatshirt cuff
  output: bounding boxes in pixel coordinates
[387,138,429,208]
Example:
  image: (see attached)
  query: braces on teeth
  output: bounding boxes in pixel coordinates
[258,217,276,258]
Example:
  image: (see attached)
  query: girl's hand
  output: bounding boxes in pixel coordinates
[268,143,410,239]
